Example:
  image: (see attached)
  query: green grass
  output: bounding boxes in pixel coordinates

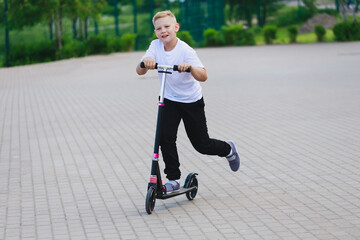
[298,29,334,43]
[254,27,335,45]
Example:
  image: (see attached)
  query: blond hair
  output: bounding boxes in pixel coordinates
[152,10,177,25]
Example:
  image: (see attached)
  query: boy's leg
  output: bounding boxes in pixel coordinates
[160,99,182,180]
[181,98,231,157]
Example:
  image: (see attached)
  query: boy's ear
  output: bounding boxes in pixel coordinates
[175,23,180,32]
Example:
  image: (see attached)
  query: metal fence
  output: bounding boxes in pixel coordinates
[1,0,225,66]
[134,0,225,49]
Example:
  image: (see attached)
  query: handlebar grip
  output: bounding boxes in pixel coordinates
[140,62,158,69]
[173,65,191,73]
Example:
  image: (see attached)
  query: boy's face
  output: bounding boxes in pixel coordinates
[154,16,179,46]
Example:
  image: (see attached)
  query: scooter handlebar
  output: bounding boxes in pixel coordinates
[140,62,191,73]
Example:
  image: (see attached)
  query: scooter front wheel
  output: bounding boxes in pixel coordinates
[145,186,156,214]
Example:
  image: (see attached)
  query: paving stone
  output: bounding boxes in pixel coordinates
[0,42,359,239]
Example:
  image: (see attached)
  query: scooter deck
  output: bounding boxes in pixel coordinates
[156,186,197,200]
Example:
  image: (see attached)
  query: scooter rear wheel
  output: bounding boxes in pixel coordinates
[145,186,156,214]
[185,174,198,200]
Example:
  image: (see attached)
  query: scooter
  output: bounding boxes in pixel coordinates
[140,62,199,214]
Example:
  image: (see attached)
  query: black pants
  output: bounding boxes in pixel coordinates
[160,98,231,180]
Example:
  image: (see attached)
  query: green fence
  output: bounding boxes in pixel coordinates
[0,0,225,67]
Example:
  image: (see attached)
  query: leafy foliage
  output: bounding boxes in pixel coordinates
[225,0,283,27]
[4,32,137,66]
[333,21,360,41]
[287,26,298,43]
[263,25,277,44]
[203,25,255,47]
[314,24,326,42]
[8,41,56,66]
[120,33,136,51]
[203,28,224,47]
[221,25,255,46]
[274,6,313,27]
[5,0,106,50]
[302,0,317,14]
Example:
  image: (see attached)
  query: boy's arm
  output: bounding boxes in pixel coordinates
[178,63,208,82]
[136,57,156,75]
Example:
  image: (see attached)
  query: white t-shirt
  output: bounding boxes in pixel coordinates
[141,38,204,103]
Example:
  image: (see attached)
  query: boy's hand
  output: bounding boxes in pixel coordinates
[177,62,192,73]
[178,63,207,82]
[142,57,156,69]
[136,57,156,75]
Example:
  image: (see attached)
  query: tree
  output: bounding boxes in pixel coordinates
[226,0,257,26]
[225,0,282,27]
[6,0,52,29]
[5,0,105,50]
[259,0,283,26]
[302,0,317,15]
[336,0,359,24]
[345,0,359,25]
[67,0,106,40]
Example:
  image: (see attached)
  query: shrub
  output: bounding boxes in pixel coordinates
[107,36,123,53]
[314,24,326,42]
[263,25,277,44]
[287,26,298,43]
[251,26,262,35]
[221,25,255,46]
[203,28,224,46]
[348,23,360,41]
[221,25,239,45]
[333,22,349,41]
[57,40,87,59]
[120,33,136,51]
[177,31,195,47]
[8,41,56,66]
[333,21,360,41]
[32,42,56,62]
[85,34,108,54]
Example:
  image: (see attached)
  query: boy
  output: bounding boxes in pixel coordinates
[136,10,240,193]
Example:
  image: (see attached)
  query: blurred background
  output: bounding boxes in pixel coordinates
[0,0,359,67]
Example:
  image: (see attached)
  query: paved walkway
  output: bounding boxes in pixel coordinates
[0,42,360,239]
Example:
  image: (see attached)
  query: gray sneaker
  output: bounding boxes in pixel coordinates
[226,141,240,172]
[165,180,180,194]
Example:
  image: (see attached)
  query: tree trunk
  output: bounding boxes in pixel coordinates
[245,9,252,27]
[352,0,358,25]
[261,4,266,26]
[79,18,84,40]
[49,22,53,40]
[339,0,347,22]
[72,18,77,39]
[54,10,62,50]
[59,4,63,43]
[85,17,88,40]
